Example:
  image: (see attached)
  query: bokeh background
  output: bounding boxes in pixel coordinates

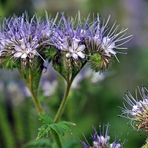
[0,0,148,148]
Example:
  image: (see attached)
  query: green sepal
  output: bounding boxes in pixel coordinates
[0,56,18,69]
[89,53,102,72]
[52,51,86,82]
[44,47,57,61]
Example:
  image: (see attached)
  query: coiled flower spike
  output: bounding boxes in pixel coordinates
[86,14,132,70]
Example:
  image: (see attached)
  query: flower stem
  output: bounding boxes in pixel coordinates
[28,68,44,114]
[54,80,72,123]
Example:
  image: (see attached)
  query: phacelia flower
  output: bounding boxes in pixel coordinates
[85,15,132,70]
[51,13,86,60]
[122,87,148,131]
[0,13,54,64]
[82,125,121,148]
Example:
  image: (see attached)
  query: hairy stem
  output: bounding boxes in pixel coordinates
[54,80,72,123]
[28,68,44,114]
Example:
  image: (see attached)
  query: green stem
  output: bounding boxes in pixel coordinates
[54,80,72,123]
[28,68,44,114]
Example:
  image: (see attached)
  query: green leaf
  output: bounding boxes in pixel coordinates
[50,121,76,136]
[37,114,76,140]
[24,138,51,148]
[39,114,53,125]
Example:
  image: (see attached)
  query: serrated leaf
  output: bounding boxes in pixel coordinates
[37,118,76,140]
[50,121,76,136]
[39,114,53,124]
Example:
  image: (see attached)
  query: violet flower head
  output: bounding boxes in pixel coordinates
[122,87,148,131]
[51,13,86,60]
[0,13,53,64]
[86,15,132,69]
[82,125,122,148]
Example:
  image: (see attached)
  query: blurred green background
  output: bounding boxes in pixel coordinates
[0,0,148,148]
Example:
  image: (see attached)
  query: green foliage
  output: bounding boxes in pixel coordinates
[37,114,76,140]
[24,138,51,148]
[52,51,86,82]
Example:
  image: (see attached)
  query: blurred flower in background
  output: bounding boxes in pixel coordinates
[82,125,121,148]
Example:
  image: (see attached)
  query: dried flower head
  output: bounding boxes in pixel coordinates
[122,87,148,131]
[0,13,54,65]
[82,125,121,148]
[86,15,132,70]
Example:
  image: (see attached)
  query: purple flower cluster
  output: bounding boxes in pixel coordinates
[0,12,131,69]
[51,13,87,60]
[82,126,121,148]
[50,13,132,70]
[0,13,54,64]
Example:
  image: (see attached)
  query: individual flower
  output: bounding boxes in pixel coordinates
[0,13,54,64]
[82,125,121,148]
[122,87,148,131]
[51,13,86,60]
[85,15,132,70]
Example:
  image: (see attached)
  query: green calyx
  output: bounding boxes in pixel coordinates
[89,53,102,72]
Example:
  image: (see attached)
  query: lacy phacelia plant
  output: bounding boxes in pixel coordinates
[0,13,132,147]
[82,126,121,148]
[123,87,148,131]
